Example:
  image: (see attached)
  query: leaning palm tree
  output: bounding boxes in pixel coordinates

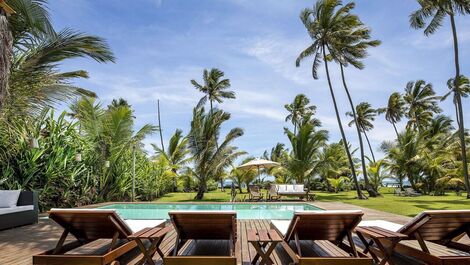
[191,68,235,112]
[296,0,365,199]
[378,92,405,138]
[187,107,245,200]
[403,80,441,130]
[284,94,317,134]
[347,102,378,163]
[152,129,191,191]
[410,0,470,198]
[330,6,381,197]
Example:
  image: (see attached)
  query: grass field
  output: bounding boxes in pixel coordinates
[155,188,470,217]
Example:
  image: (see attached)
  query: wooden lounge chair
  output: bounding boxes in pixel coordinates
[33,209,166,265]
[165,210,237,265]
[268,184,280,201]
[248,185,264,201]
[371,210,470,265]
[271,210,373,265]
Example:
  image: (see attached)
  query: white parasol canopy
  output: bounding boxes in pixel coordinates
[237,159,280,183]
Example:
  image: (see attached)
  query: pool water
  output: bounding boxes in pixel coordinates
[99,203,321,220]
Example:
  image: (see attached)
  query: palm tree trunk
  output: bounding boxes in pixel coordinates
[195,180,206,200]
[322,47,365,199]
[0,9,13,113]
[157,100,165,153]
[363,130,376,163]
[392,122,399,139]
[450,14,470,199]
[340,64,376,197]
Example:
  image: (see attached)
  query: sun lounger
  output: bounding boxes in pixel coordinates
[165,210,237,265]
[33,208,166,265]
[248,185,264,201]
[360,210,470,265]
[271,210,373,265]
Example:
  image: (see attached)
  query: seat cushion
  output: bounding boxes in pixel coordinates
[0,205,34,215]
[0,190,21,208]
[271,220,291,236]
[124,219,166,233]
[358,220,403,232]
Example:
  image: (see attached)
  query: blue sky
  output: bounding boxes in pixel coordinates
[50,0,470,159]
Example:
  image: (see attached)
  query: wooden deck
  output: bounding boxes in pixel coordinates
[0,218,425,265]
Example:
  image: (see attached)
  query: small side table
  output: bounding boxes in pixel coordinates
[247,229,282,265]
[355,226,408,265]
[128,225,174,265]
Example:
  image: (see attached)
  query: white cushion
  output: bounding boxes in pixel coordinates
[358,220,403,232]
[294,185,305,192]
[0,190,21,208]
[271,220,290,236]
[124,219,166,233]
[285,185,294,192]
[277,185,287,192]
[0,205,34,215]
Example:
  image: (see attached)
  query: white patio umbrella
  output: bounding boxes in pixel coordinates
[237,159,280,184]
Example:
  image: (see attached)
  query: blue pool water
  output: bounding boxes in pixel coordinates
[99,203,321,220]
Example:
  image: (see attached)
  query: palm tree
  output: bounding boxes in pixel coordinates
[191,68,235,112]
[1,0,54,112]
[230,157,257,194]
[152,129,191,191]
[284,94,317,134]
[410,0,470,198]
[6,29,114,115]
[347,102,378,162]
[378,92,405,138]
[187,107,245,200]
[317,141,351,191]
[283,123,328,195]
[296,0,365,199]
[403,80,441,130]
[382,129,421,191]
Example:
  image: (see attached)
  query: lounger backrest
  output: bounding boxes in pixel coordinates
[169,211,237,243]
[284,210,363,242]
[49,209,133,240]
[398,210,470,241]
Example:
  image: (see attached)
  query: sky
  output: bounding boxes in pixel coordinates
[49,0,470,160]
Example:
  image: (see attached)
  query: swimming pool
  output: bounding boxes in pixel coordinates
[99,203,321,220]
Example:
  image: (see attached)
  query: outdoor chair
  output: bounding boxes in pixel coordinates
[33,209,167,265]
[270,210,373,265]
[248,185,264,201]
[360,210,470,265]
[268,184,280,201]
[165,210,237,265]
[404,188,421,197]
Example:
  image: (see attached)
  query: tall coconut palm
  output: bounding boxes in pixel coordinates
[187,107,245,200]
[191,68,235,112]
[152,129,191,191]
[410,0,470,198]
[347,102,378,162]
[378,92,405,138]
[403,80,441,130]
[296,0,365,199]
[284,94,317,134]
[321,1,381,197]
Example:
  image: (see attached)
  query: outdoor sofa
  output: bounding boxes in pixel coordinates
[0,190,38,230]
[272,184,308,200]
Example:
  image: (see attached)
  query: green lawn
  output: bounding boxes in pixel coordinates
[155,188,470,217]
